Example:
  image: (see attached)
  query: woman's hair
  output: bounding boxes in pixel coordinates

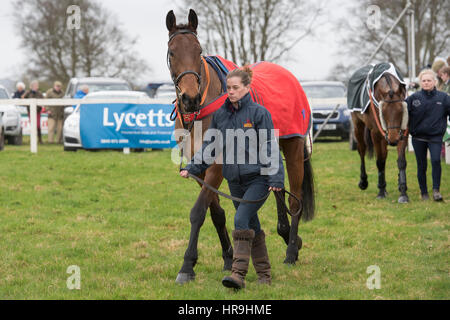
[16,82,25,90]
[226,66,253,86]
[418,69,437,81]
[440,66,450,77]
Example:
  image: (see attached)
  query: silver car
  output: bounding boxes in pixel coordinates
[0,85,23,145]
[63,90,149,151]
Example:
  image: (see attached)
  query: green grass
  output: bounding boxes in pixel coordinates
[0,139,448,300]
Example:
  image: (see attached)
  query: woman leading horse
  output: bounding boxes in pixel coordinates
[180,67,284,289]
[167,9,315,285]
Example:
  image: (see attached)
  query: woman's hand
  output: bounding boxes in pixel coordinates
[179,170,189,178]
[268,186,282,192]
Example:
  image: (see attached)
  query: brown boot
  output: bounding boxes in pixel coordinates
[251,230,271,285]
[222,229,255,289]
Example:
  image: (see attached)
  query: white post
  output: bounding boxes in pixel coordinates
[29,99,38,153]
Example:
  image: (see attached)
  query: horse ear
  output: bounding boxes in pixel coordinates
[188,9,198,31]
[166,10,176,32]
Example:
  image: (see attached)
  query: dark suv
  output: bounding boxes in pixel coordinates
[302,81,351,140]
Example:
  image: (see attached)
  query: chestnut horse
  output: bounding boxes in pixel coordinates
[166,9,315,284]
[351,71,409,203]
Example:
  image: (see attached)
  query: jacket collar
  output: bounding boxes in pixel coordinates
[225,92,252,113]
[422,87,437,96]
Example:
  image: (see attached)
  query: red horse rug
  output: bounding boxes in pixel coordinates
[194,56,311,139]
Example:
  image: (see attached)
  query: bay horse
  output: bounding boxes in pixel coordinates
[166,9,315,284]
[350,65,409,203]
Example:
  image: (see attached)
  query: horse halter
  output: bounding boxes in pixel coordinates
[167,30,203,99]
[167,29,210,128]
[369,75,408,144]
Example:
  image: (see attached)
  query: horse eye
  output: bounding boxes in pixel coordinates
[169,50,174,57]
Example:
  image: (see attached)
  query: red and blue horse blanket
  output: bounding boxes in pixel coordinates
[199,56,311,139]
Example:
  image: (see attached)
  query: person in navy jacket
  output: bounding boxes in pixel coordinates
[406,69,450,201]
[180,67,284,289]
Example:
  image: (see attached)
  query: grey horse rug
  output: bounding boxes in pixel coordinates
[347,62,406,113]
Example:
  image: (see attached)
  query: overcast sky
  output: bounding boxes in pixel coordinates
[0,0,351,84]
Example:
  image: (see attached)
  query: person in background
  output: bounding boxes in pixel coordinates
[432,60,446,91]
[13,82,26,99]
[406,69,450,201]
[45,81,65,144]
[22,80,44,144]
[74,85,89,99]
[439,66,450,95]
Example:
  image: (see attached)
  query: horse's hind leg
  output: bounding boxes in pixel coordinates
[210,194,233,271]
[279,138,304,265]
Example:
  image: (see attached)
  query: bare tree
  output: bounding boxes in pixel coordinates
[179,0,324,65]
[14,0,149,86]
[329,0,449,81]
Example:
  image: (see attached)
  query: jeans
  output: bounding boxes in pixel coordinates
[228,176,270,234]
[412,138,442,194]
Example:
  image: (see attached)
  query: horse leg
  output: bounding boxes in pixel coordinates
[353,116,368,190]
[176,188,210,284]
[209,194,233,271]
[280,138,304,265]
[397,138,409,203]
[275,189,290,245]
[371,132,388,199]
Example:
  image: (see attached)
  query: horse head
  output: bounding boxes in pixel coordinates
[166,9,204,114]
[375,74,407,146]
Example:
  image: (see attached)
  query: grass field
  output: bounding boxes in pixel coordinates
[0,139,448,300]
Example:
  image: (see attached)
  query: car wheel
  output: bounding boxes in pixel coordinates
[0,129,4,151]
[64,145,77,152]
[8,130,23,145]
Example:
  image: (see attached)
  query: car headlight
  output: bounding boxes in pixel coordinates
[343,109,351,117]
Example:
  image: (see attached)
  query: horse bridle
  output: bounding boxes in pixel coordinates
[369,74,408,143]
[167,29,212,130]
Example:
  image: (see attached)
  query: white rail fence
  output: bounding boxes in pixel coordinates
[1,97,449,165]
[0,98,169,153]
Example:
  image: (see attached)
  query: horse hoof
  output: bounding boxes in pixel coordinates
[376,190,388,199]
[359,180,368,190]
[176,273,195,284]
[398,195,409,203]
[283,256,297,265]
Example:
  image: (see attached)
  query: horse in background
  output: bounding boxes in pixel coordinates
[348,63,409,203]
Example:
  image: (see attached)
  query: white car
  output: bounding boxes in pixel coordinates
[154,83,176,101]
[0,85,23,145]
[63,90,149,151]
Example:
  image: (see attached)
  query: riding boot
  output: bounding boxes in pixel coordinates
[222,229,255,289]
[251,230,271,285]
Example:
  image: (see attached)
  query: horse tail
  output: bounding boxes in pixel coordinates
[364,127,374,159]
[301,143,315,222]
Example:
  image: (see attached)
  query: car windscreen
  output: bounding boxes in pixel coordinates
[303,85,346,99]
[73,94,142,112]
[0,89,9,99]
[77,83,131,93]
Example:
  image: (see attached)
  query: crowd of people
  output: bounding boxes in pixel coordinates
[12,80,89,145]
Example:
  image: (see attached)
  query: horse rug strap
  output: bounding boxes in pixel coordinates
[347,62,406,113]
